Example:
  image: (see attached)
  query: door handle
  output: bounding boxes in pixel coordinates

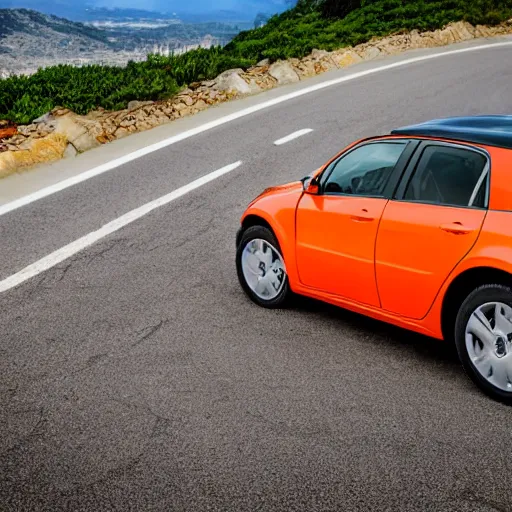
[351,215,374,222]
[350,209,375,222]
[440,222,474,235]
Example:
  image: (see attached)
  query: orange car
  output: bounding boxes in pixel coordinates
[236,116,512,403]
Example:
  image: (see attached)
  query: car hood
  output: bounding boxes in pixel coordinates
[248,181,304,206]
[261,181,304,195]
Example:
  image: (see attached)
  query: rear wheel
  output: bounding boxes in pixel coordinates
[455,284,512,404]
[236,225,291,308]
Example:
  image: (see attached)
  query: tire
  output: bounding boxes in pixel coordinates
[454,284,512,404]
[236,225,291,308]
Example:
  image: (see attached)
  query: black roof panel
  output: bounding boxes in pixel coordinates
[391,115,512,149]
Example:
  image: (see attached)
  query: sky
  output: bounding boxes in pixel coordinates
[2,0,293,13]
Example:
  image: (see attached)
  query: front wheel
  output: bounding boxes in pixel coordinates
[236,225,291,308]
[455,284,512,404]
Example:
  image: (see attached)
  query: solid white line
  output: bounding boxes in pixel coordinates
[0,161,242,294]
[274,129,313,146]
[1,40,511,217]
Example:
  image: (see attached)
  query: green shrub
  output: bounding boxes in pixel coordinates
[0,62,181,124]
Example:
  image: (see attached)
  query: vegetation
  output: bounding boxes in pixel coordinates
[0,49,254,124]
[2,0,512,124]
[226,0,512,61]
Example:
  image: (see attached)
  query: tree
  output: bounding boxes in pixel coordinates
[320,0,362,17]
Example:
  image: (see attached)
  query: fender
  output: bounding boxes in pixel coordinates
[240,182,304,288]
[424,240,512,339]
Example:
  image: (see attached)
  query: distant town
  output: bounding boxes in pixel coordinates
[0,8,256,77]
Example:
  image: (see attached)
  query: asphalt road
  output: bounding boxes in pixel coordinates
[2,42,512,511]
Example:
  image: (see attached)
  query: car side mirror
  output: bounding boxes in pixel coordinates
[302,176,319,195]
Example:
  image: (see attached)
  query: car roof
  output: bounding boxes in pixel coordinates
[390,115,512,150]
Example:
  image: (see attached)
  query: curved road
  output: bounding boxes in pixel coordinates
[2,40,512,511]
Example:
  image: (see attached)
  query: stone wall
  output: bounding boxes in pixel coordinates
[1,20,511,177]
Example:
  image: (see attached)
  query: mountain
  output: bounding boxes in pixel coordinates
[0,9,112,50]
[0,9,243,76]
[1,1,92,21]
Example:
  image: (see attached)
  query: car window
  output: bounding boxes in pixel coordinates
[323,142,407,196]
[403,145,488,208]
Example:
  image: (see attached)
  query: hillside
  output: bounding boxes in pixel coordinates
[225,0,512,60]
[1,0,512,123]
[0,9,242,77]
[0,9,111,49]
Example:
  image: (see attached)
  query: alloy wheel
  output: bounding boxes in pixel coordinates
[465,302,512,392]
[241,238,286,300]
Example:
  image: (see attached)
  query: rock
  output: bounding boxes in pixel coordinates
[51,107,72,117]
[441,21,474,42]
[86,109,109,120]
[17,124,37,136]
[114,127,131,139]
[52,112,103,153]
[119,116,136,128]
[63,143,77,158]
[135,120,154,131]
[360,46,381,60]
[0,151,16,178]
[195,99,208,110]
[152,108,169,119]
[408,30,424,49]
[437,25,456,44]
[33,112,53,124]
[295,60,316,78]
[184,96,194,106]
[314,60,335,73]
[213,69,252,95]
[127,100,154,111]
[8,134,26,145]
[332,49,363,68]
[180,107,193,117]
[134,110,147,122]
[239,73,263,94]
[0,132,68,178]
[474,25,492,37]
[247,79,263,94]
[268,61,300,85]
[96,134,110,144]
[173,102,187,112]
[18,139,33,151]
[256,58,270,67]
[310,49,330,60]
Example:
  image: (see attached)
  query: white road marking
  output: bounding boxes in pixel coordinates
[274,129,313,146]
[0,161,242,294]
[1,41,512,218]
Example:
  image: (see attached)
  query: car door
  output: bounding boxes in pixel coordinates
[375,141,489,319]
[295,139,415,307]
